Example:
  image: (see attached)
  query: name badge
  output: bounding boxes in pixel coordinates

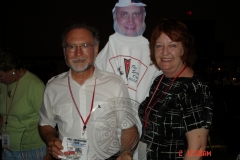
[59,137,89,160]
[2,134,10,149]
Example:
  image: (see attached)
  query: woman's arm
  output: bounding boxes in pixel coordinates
[184,128,209,160]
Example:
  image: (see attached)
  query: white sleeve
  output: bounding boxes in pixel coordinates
[39,87,56,128]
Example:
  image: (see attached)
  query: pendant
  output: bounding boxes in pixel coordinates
[82,130,85,137]
[7,90,12,98]
[5,122,8,131]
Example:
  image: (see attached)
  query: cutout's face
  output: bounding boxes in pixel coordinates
[114,5,145,37]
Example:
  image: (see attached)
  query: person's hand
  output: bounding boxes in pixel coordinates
[47,137,63,159]
[43,152,53,160]
[116,153,132,160]
[43,147,54,160]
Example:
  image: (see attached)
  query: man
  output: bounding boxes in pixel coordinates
[95,0,162,103]
[39,23,138,160]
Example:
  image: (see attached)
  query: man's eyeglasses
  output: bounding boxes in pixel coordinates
[64,43,94,53]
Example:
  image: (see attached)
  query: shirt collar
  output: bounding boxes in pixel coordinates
[67,65,102,81]
[93,65,102,80]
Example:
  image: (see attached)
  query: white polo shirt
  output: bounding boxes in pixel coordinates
[39,66,139,159]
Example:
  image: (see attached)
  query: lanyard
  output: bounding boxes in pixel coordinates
[68,76,96,136]
[144,66,186,129]
[5,80,19,131]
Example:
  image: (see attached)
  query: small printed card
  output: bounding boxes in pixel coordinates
[59,137,89,160]
[2,134,10,149]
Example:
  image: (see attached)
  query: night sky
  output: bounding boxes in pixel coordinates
[1,0,240,58]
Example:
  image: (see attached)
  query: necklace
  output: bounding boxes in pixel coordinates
[7,85,15,98]
[7,69,23,98]
[5,69,24,131]
[144,65,187,129]
[5,80,19,131]
[7,90,13,98]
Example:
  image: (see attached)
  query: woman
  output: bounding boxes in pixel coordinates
[138,19,213,160]
[0,48,49,159]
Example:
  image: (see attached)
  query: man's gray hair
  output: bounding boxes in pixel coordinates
[62,23,100,48]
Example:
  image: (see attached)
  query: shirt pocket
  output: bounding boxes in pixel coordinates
[53,103,73,125]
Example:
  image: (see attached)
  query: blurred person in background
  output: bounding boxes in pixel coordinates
[0,48,50,159]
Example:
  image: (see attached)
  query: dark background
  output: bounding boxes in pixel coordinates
[1,0,240,78]
[1,1,240,159]
[1,0,239,57]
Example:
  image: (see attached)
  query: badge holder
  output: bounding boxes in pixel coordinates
[59,137,89,160]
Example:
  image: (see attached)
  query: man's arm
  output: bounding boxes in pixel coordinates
[117,125,139,160]
[184,127,209,160]
[39,125,64,159]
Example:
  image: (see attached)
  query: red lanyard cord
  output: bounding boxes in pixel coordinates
[68,76,96,131]
[144,66,187,128]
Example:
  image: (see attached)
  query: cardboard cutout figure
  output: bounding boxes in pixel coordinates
[96,0,162,103]
[96,2,162,159]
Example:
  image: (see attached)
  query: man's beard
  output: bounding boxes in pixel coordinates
[66,57,94,73]
[113,20,146,37]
